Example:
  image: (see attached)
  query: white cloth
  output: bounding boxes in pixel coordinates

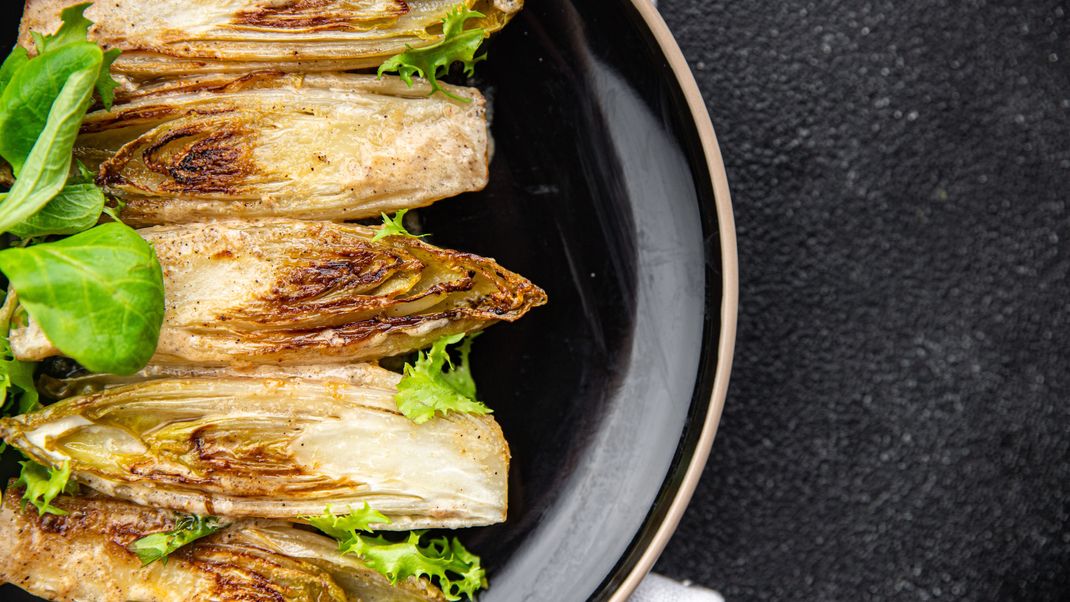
[630,573,725,602]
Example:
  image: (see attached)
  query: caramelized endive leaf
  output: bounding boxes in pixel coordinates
[20,0,522,81]
[0,373,510,527]
[39,363,404,400]
[246,522,448,602]
[70,72,488,225]
[10,219,546,366]
[0,486,445,601]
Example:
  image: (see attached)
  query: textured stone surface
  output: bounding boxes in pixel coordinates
[653,1,1070,600]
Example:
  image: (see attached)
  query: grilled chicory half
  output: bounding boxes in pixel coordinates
[0,487,446,601]
[19,0,522,81]
[40,363,406,400]
[0,372,509,527]
[10,219,546,365]
[69,72,489,225]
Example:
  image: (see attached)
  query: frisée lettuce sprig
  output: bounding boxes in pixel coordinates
[378,4,488,101]
[306,503,487,601]
[14,460,76,516]
[395,333,491,424]
[372,208,428,242]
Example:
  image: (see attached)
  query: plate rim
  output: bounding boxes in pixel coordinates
[606,2,739,599]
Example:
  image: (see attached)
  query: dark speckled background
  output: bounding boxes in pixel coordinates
[652,0,1070,600]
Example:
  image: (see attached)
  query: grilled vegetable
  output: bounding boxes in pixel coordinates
[307,504,486,601]
[19,0,522,81]
[0,374,510,527]
[10,219,546,366]
[248,522,448,602]
[0,486,446,601]
[39,362,405,400]
[69,72,489,225]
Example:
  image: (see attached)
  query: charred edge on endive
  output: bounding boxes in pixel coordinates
[0,375,510,527]
[72,72,489,224]
[18,0,523,79]
[0,487,447,601]
[10,219,546,366]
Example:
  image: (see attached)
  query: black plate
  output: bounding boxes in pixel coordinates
[0,2,731,600]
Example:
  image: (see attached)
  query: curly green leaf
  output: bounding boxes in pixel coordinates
[371,209,427,242]
[377,4,487,101]
[309,504,487,601]
[15,460,75,516]
[395,333,490,424]
[305,503,391,540]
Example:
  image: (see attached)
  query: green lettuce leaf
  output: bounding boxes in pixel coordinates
[377,4,486,101]
[97,47,121,109]
[0,42,101,176]
[0,222,165,375]
[0,290,39,421]
[15,460,75,516]
[306,503,391,540]
[0,47,28,95]
[0,64,97,232]
[130,514,222,566]
[396,333,490,424]
[0,359,39,416]
[5,181,105,238]
[0,2,121,176]
[28,3,119,110]
[30,3,95,54]
[307,504,487,601]
[372,209,427,242]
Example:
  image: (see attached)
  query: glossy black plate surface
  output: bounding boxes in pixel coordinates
[0,2,727,600]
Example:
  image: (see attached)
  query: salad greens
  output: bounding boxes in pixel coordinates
[308,504,487,601]
[0,291,38,423]
[7,182,107,239]
[24,3,119,109]
[0,357,37,417]
[0,3,164,379]
[0,223,165,375]
[372,208,427,242]
[15,459,75,516]
[0,4,119,177]
[307,503,392,539]
[0,4,509,599]
[396,333,491,424]
[131,514,222,566]
[0,47,28,93]
[378,5,487,101]
[0,65,97,234]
